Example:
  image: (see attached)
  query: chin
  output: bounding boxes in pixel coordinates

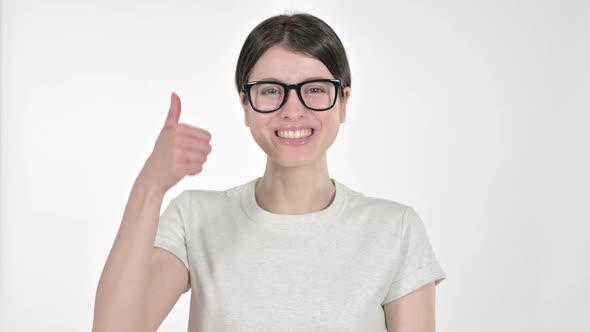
[272,154,317,168]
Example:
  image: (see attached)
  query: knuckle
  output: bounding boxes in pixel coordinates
[197,128,211,140]
[189,164,201,175]
[179,123,190,132]
[194,153,205,163]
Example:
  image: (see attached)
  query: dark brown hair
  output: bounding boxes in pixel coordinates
[234,12,351,99]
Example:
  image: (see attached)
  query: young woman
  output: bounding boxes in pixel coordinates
[93,12,446,332]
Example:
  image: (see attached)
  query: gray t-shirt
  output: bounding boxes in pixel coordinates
[154,177,446,332]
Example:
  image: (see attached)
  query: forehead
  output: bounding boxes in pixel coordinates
[248,45,334,83]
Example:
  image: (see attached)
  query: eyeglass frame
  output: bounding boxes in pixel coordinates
[241,78,345,113]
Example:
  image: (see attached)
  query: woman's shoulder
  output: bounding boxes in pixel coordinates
[340,181,409,212]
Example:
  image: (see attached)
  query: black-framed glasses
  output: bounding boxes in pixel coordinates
[241,78,344,113]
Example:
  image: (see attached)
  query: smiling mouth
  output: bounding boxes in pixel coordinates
[275,128,315,139]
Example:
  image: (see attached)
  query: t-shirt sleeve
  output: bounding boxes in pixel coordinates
[153,190,190,271]
[382,206,447,306]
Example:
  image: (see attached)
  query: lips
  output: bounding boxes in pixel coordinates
[272,127,317,146]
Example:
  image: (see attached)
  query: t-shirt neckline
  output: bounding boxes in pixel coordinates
[240,176,346,225]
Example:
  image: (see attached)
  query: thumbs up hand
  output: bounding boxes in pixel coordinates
[138,92,212,195]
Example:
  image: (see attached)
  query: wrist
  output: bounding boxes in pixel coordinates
[134,171,166,198]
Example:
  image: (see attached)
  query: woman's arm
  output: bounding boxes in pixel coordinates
[92,174,172,332]
[92,92,209,331]
[384,282,436,332]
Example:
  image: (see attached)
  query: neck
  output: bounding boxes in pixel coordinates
[255,155,335,215]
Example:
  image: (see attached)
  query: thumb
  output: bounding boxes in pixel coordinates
[164,92,181,129]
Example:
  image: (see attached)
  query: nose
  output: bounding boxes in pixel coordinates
[278,89,307,119]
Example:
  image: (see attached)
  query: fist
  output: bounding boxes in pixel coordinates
[139,92,212,194]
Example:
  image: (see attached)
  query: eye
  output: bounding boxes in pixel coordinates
[262,88,278,95]
[258,84,283,95]
[306,87,327,94]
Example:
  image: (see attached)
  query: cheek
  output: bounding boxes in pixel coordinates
[319,112,341,129]
[249,114,274,138]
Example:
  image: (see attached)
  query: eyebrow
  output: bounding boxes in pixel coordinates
[258,76,331,82]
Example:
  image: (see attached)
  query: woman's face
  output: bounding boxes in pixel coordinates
[240,45,351,168]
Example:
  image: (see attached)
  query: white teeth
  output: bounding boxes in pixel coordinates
[276,128,313,139]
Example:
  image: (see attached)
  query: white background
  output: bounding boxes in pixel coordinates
[1,0,589,331]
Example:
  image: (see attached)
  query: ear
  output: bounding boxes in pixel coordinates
[240,92,250,127]
[339,87,351,124]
